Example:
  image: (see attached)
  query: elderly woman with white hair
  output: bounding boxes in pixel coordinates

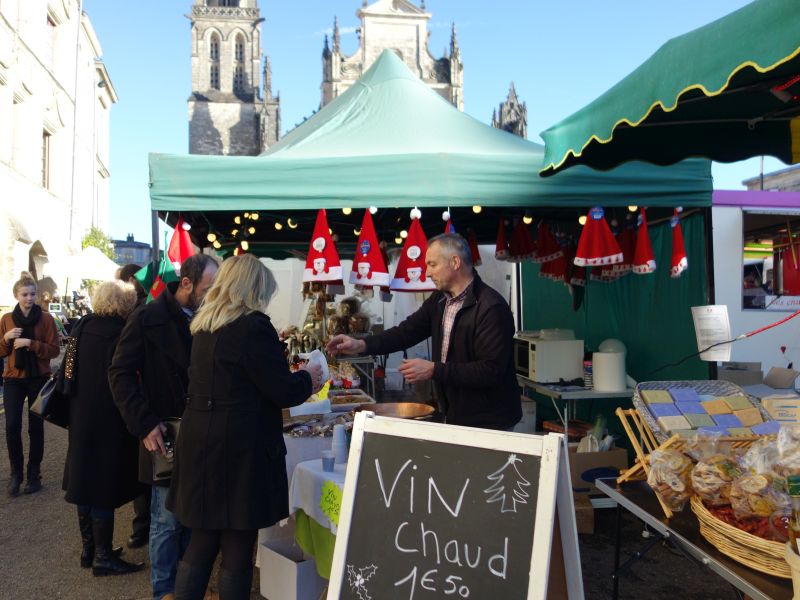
[62,280,145,576]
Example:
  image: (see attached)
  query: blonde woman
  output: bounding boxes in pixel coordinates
[168,254,323,600]
[0,272,59,496]
[62,281,144,576]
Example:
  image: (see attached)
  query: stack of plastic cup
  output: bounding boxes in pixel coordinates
[332,424,348,464]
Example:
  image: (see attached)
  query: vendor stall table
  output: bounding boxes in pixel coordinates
[517,375,634,430]
[345,354,376,399]
[595,478,792,600]
[288,458,346,579]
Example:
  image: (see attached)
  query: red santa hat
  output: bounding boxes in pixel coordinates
[670,208,688,278]
[466,230,482,267]
[533,222,563,264]
[390,215,436,292]
[349,210,390,287]
[442,209,456,235]
[632,208,657,274]
[495,218,509,261]
[303,209,343,283]
[168,217,196,272]
[574,207,623,267]
[509,220,537,262]
[615,216,637,274]
[570,265,587,287]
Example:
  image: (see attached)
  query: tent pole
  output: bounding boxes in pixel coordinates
[703,206,718,380]
[151,210,160,266]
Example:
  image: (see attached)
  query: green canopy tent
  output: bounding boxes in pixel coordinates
[149,50,711,257]
[539,0,800,177]
[148,49,714,386]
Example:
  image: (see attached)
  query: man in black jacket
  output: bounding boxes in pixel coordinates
[327,233,521,430]
[109,254,218,600]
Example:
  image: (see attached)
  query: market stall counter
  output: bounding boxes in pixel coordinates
[596,478,792,600]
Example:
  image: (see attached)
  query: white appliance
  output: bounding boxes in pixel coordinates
[515,333,584,383]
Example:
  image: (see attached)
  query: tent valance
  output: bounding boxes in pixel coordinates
[539,0,800,176]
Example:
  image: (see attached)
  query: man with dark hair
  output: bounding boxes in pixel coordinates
[118,263,147,308]
[110,253,218,600]
[328,233,521,430]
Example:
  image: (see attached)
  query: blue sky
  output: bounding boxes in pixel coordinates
[82,0,779,243]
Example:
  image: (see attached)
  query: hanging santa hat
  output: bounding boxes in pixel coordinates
[574,207,623,267]
[349,210,390,287]
[168,217,196,272]
[670,208,688,278]
[303,209,343,283]
[442,209,456,234]
[390,211,436,292]
[466,230,482,267]
[509,220,537,262]
[495,218,509,261]
[570,265,587,287]
[633,208,657,274]
[533,222,563,264]
[614,216,637,274]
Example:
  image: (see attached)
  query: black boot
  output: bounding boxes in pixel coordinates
[217,566,252,600]
[78,510,124,568]
[7,471,22,497]
[22,464,41,494]
[174,560,214,600]
[91,517,144,577]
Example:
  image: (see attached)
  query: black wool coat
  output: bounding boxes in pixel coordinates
[363,273,522,430]
[62,315,143,508]
[167,312,312,530]
[108,284,192,485]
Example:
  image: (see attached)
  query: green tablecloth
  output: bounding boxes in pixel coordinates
[295,509,337,579]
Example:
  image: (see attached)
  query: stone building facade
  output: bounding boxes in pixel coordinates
[743,165,800,191]
[0,0,116,306]
[188,0,280,156]
[322,0,463,110]
[492,82,527,139]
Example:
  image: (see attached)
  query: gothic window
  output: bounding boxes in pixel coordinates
[235,36,244,62]
[233,65,244,92]
[210,33,220,62]
[210,64,220,90]
[41,130,51,189]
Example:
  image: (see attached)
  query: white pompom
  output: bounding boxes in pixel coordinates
[410,207,422,220]
[676,206,684,213]
[369,206,378,215]
[442,210,451,222]
[181,221,191,231]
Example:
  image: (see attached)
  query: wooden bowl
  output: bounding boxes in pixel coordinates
[354,402,435,420]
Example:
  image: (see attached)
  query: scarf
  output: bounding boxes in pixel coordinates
[11,303,42,378]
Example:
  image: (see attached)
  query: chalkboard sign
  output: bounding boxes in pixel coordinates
[328,412,582,600]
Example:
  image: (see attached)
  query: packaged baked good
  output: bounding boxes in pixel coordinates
[730,473,789,520]
[691,454,742,506]
[647,449,694,512]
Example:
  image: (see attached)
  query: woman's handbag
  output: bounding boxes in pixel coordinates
[30,373,70,428]
[151,418,181,482]
[30,332,78,429]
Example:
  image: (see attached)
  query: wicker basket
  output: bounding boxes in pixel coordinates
[690,495,791,579]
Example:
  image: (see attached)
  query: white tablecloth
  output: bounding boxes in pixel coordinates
[288,458,347,534]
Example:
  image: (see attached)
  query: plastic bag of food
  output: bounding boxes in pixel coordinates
[691,454,742,507]
[730,473,789,520]
[647,449,694,512]
[776,423,800,478]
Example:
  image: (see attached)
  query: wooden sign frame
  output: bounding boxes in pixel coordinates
[328,412,583,599]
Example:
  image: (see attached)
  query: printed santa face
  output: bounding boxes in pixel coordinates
[313,257,327,274]
[357,262,371,278]
[303,209,343,283]
[349,210,390,287]
[407,266,422,282]
[390,219,436,292]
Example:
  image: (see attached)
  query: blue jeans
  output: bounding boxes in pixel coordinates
[150,485,190,600]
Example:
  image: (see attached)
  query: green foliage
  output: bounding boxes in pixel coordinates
[81,226,116,260]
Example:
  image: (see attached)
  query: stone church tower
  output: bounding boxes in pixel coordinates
[188,0,280,155]
[492,83,527,139]
[322,0,464,110]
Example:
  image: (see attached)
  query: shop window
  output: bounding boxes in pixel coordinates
[742,210,800,311]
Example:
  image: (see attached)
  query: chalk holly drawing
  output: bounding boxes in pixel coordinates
[347,564,378,600]
[483,453,531,513]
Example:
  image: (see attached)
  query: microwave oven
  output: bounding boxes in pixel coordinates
[514,335,584,383]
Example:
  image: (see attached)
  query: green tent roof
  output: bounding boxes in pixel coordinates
[540,0,800,175]
[149,50,711,217]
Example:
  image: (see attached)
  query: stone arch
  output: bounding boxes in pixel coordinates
[28,240,48,281]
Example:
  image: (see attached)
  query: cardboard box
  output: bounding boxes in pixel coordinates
[717,362,763,386]
[259,538,327,600]
[568,445,628,496]
[762,397,800,423]
[574,494,594,534]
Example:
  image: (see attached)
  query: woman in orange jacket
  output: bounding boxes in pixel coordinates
[0,272,59,496]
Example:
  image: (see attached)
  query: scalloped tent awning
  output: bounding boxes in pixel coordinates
[539,0,800,177]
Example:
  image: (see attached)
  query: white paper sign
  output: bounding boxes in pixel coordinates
[691,305,732,362]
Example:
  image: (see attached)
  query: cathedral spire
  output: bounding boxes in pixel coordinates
[420,0,426,9]
[332,16,340,53]
[323,34,330,58]
[263,54,273,100]
[450,22,460,57]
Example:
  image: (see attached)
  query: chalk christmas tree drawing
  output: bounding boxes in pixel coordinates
[347,564,378,600]
[484,453,531,513]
